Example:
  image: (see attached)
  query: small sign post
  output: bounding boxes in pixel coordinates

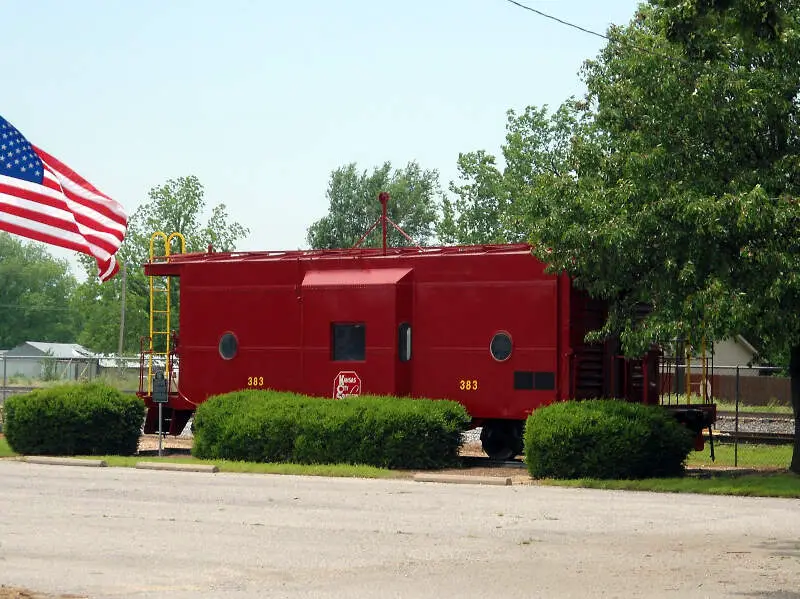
[152,370,168,457]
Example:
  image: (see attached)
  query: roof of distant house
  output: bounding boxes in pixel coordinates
[19,342,94,359]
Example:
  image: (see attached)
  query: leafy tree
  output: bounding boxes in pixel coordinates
[306,162,443,249]
[76,175,250,354]
[439,103,585,245]
[71,272,148,356]
[438,151,511,245]
[123,175,249,266]
[510,1,800,471]
[0,233,81,348]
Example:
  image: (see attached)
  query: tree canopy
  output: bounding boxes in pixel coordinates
[522,1,800,357]
[306,162,443,249]
[0,233,80,349]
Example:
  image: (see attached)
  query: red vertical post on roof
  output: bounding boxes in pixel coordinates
[379,192,390,255]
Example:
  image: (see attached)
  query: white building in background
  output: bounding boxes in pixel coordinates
[2,341,97,381]
[707,335,761,374]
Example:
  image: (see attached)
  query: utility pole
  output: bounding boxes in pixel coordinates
[117,262,127,361]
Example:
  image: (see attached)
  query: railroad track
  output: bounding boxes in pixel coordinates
[707,430,795,445]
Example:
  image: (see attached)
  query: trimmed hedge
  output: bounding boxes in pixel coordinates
[192,390,470,469]
[4,382,145,456]
[524,399,695,480]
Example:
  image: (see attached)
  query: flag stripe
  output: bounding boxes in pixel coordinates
[36,146,127,225]
[0,175,126,238]
[45,166,127,229]
[0,184,124,253]
[0,195,115,262]
[0,211,97,255]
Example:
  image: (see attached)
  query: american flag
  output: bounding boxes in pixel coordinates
[0,115,127,281]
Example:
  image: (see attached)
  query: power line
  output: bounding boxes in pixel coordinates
[0,303,76,312]
[503,0,609,41]
[501,0,694,69]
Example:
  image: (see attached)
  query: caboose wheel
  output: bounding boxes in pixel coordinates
[480,420,524,461]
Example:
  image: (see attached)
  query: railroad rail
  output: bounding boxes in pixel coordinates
[707,430,795,445]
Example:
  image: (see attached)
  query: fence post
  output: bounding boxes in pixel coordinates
[2,355,6,404]
[735,365,740,467]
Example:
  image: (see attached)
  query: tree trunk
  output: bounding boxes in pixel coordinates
[789,345,800,474]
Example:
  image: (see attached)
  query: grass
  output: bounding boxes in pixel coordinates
[88,455,400,478]
[542,472,800,498]
[714,400,793,415]
[539,443,800,497]
[2,372,140,392]
[3,434,798,496]
[0,437,397,478]
[688,443,793,468]
[0,437,14,458]
[660,394,793,414]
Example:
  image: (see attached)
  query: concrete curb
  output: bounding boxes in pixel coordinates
[413,473,512,486]
[135,461,219,473]
[20,456,107,468]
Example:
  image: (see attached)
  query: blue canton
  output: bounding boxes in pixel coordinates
[0,116,45,184]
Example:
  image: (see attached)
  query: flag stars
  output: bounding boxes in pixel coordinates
[0,116,45,183]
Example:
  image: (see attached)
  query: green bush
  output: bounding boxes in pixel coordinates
[192,390,470,469]
[524,399,695,480]
[3,382,145,456]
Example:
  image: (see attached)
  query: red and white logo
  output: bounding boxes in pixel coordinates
[333,371,361,399]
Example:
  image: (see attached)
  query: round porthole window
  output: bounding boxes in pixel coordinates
[218,332,238,360]
[490,332,512,362]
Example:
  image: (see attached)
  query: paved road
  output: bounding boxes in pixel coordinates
[0,460,798,599]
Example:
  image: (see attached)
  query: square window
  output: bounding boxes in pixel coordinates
[332,323,366,361]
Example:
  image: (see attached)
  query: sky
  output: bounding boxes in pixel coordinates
[3,0,642,279]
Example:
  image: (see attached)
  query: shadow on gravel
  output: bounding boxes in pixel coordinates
[0,586,86,599]
[758,539,800,559]
[735,593,800,599]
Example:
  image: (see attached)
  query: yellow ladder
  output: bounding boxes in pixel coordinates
[147,231,186,393]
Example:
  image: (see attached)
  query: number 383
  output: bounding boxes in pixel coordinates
[459,379,478,391]
[247,376,264,387]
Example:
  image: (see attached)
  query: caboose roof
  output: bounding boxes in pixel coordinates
[145,242,535,274]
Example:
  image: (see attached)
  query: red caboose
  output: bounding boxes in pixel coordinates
[138,231,671,459]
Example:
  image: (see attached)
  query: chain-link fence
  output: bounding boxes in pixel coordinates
[0,353,141,413]
[660,360,796,469]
